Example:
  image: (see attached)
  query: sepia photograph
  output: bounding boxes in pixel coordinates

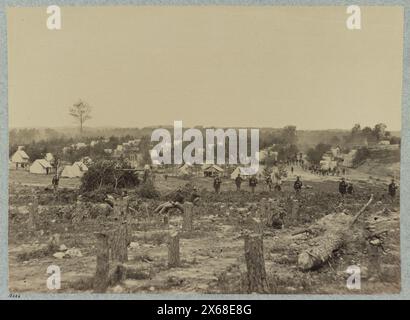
[5,5,403,295]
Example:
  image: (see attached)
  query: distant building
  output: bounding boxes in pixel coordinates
[203,164,224,177]
[77,142,87,149]
[379,140,391,145]
[258,149,278,163]
[330,146,342,158]
[62,146,71,154]
[11,146,30,169]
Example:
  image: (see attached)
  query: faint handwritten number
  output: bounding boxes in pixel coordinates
[9,293,21,298]
[47,5,61,30]
[346,265,361,290]
[47,265,61,290]
[346,5,361,30]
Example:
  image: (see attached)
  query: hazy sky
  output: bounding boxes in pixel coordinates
[7,6,403,130]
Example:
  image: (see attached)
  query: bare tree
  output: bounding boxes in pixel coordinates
[69,100,92,134]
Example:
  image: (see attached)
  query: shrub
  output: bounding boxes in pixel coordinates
[138,181,160,199]
[80,159,140,192]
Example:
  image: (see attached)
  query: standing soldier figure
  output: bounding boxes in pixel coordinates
[339,178,348,197]
[347,183,354,195]
[213,174,222,194]
[274,178,282,192]
[52,174,59,194]
[190,186,201,205]
[235,174,243,191]
[388,178,398,203]
[249,175,258,193]
[294,176,302,194]
[265,175,273,191]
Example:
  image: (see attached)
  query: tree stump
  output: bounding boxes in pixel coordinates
[168,231,180,268]
[110,221,129,263]
[183,202,194,232]
[94,232,110,293]
[291,199,299,220]
[48,233,60,250]
[244,233,268,293]
[163,213,169,227]
[262,200,272,223]
[27,197,39,231]
[247,217,263,234]
[113,197,129,221]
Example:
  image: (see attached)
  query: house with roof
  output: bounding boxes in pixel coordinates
[10,146,30,169]
[330,146,342,158]
[203,164,224,177]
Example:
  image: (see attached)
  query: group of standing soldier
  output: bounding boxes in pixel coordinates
[211,173,399,201]
[213,173,281,194]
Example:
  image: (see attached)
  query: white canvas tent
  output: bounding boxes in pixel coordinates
[231,166,264,179]
[230,167,254,179]
[73,161,88,172]
[29,159,53,174]
[177,163,193,176]
[61,164,83,178]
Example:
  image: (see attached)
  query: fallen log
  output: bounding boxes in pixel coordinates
[297,195,373,271]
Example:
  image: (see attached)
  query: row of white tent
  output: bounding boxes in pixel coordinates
[27,159,88,178]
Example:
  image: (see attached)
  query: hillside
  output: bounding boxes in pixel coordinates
[354,147,401,181]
